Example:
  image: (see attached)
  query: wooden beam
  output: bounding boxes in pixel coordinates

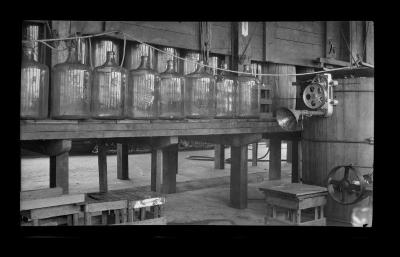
[214,144,225,169]
[150,136,179,149]
[50,151,69,194]
[20,194,85,211]
[151,148,163,193]
[117,143,129,180]
[230,145,248,209]
[20,187,63,201]
[21,139,72,156]
[162,144,178,194]
[252,142,258,166]
[315,57,350,67]
[269,137,281,180]
[291,140,299,183]
[98,143,108,193]
[187,133,262,147]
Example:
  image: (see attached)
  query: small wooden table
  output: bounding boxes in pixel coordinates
[259,183,328,226]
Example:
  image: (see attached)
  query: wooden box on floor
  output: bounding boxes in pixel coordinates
[20,188,85,226]
[85,189,166,225]
[259,183,328,226]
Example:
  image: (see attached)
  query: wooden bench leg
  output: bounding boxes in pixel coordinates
[151,149,163,193]
[84,213,92,225]
[50,151,70,194]
[296,209,301,224]
[214,144,225,169]
[291,140,300,183]
[117,143,129,180]
[73,213,79,226]
[162,144,178,194]
[230,145,248,209]
[269,138,281,180]
[121,209,127,223]
[252,142,258,166]
[98,143,108,193]
[102,212,108,225]
[114,209,121,224]
[141,208,146,221]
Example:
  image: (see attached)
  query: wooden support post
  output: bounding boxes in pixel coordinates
[162,144,178,194]
[286,141,292,163]
[230,145,248,209]
[117,143,129,180]
[98,143,108,193]
[214,144,225,169]
[50,151,70,194]
[151,148,163,193]
[269,137,281,180]
[291,140,299,183]
[252,142,258,166]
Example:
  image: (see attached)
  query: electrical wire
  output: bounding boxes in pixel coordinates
[22,29,365,77]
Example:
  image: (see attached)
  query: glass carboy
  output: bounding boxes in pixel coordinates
[156,47,179,73]
[215,63,236,118]
[51,45,92,119]
[183,51,200,75]
[124,42,155,70]
[92,51,127,119]
[91,37,120,67]
[127,56,159,119]
[237,64,259,118]
[159,60,184,119]
[184,61,215,119]
[21,46,49,119]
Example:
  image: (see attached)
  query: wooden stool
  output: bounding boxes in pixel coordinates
[259,183,328,226]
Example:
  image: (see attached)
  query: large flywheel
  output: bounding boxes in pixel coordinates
[327,165,367,205]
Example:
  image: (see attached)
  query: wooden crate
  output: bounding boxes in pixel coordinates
[84,189,166,225]
[259,183,328,226]
[20,188,85,226]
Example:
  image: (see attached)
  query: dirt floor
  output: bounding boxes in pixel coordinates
[21,143,298,225]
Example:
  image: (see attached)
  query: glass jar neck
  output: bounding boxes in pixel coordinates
[22,47,35,62]
[164,60,175,73]
[194,61,206,73]
[138,56,150,69]
[66,46,79,63]
[104,51,117,66]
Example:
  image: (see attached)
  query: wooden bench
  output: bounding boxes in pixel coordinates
[20,188,85,226]
[259,183,328,226]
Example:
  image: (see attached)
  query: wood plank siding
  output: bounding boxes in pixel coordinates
[265,21,325,67]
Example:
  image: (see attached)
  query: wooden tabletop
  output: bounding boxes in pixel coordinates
[20,118,291,140]
[259,183,328,199]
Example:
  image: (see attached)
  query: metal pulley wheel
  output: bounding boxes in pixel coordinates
[327,165,367,205]
[302,82,327,109]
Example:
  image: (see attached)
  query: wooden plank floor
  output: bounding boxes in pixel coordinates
[20,119,288,140]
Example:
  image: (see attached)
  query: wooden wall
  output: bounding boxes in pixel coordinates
[265,22,325,67]
[49,21,373,68]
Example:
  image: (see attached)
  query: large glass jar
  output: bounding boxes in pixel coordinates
[51,45,92,119]
[237,65,259,118]
[159,60,184,119]
[215,63,236,118]
[183,51,200,75]
[91,37,120,68]
[127,56,159,119]
[92,51,127,119]
[156,47,179,73]
[21,46,49,119]
[22,23,41,62]
[184,61,215,119]
[124,42,155,70]
[208,56,220,76]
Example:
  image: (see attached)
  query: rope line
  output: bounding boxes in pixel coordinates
[22,30,365,77]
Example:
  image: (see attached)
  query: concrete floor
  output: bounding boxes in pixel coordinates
[21,143,294,225]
